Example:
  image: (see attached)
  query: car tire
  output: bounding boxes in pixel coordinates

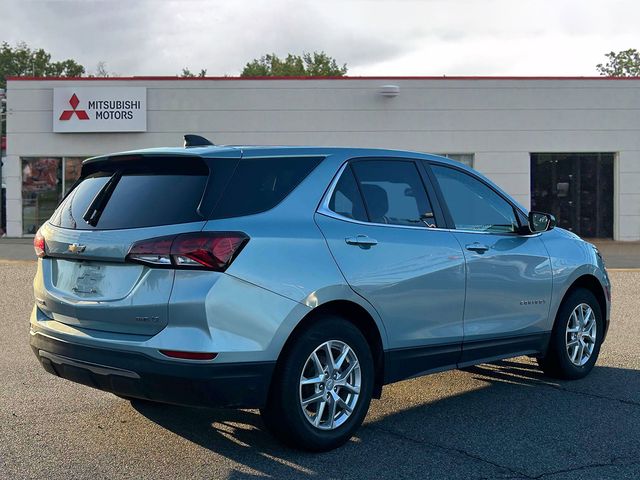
[260,316,374,452]
[538,288,603,380]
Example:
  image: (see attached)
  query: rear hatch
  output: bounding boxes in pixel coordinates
[34,151,240,336]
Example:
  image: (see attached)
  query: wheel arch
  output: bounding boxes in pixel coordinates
[275,300,386,399]
[559,274,609,339]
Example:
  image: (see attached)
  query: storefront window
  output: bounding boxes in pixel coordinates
[21,156,87,234]
[22,157,62,234]
[64,157,84,194]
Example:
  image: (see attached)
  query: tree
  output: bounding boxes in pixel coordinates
[93,61,110,78]
[596,49,640,77]
[0,42,85,89]
[240,52,347,77]
[86,61,118,78]
[180,68,207,78]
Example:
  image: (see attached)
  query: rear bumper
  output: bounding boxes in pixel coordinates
[30,332,275,409]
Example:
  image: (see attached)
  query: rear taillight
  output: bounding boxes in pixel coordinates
[34,229,46,258]
[127,236,174,266]
[126,232,249,271]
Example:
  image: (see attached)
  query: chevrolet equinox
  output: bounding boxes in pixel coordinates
[30,140,611,451]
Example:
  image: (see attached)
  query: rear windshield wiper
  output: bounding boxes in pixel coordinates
[82,170,123,227]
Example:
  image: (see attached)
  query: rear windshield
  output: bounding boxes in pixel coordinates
[50,158,209,230]
[50,155,322,230]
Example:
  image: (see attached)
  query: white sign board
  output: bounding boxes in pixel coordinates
[53,87,147,133]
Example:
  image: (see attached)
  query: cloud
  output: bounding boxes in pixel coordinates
[0,0,639,76]
[137,0,407,74]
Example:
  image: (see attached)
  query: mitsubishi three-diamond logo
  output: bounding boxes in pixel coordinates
[59,93,89,121]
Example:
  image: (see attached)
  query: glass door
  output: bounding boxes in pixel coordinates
[530,153,614,238]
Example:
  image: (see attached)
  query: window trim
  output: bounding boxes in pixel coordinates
[424,160,532,236]
[317,157,447,231]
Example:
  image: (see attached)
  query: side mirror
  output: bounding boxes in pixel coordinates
[528,211,556,233]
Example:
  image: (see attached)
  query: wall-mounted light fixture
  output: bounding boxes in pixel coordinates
[379,84,400,97]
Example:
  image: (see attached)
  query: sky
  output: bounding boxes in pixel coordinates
[1,0,639,77]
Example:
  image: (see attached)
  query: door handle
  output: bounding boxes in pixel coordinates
[465,243,489,253]
[345,235,378,248]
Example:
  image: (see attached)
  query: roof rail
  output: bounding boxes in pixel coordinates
[184,134,214,148]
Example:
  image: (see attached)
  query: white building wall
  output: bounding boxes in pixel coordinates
[5,77,640,239]
[617,151,640,241]
[3,153,21,237]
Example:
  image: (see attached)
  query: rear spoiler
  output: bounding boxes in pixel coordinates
[80,153,207,177]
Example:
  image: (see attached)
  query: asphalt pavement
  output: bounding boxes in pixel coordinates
[1,262,639,479]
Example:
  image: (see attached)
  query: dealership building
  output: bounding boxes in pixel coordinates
[2,76,640,240]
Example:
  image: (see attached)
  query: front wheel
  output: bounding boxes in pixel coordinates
[261,316,374,451]
[538,288,603,379]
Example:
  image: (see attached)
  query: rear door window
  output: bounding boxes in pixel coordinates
[350,160,437,227]
[328,166,368,222]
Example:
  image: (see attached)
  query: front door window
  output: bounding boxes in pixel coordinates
[430,164,519,233]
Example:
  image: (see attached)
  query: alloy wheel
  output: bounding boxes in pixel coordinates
[299,340,361,430]
[565,303,597,366]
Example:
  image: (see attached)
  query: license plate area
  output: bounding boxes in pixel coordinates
[50,259,143,301]
[73,263,104,295]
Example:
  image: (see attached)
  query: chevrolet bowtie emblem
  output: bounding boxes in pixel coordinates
[67,243,86,254]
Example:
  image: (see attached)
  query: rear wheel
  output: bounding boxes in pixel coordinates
[538,288,603,379]
[261,316,374,451]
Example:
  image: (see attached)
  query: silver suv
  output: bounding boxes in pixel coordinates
[31,142,611,451]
